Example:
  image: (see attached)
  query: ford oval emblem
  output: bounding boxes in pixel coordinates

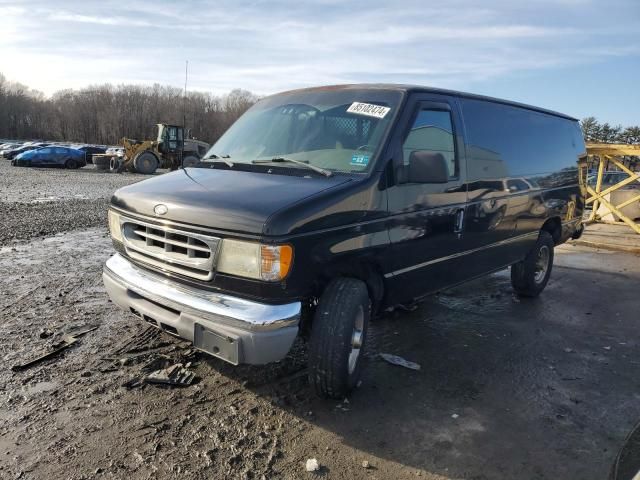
[154,204,168,216]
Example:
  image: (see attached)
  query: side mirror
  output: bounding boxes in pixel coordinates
[407,150,449,183]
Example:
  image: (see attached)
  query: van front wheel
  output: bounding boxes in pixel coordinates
[309,278,370,399]
[511,230,555,297]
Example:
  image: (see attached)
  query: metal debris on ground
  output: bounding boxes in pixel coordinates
[145,363,196,387]
[305,458,320,472]
[379,353,421,371]
[362,460,370,469]
[11,326,99,372]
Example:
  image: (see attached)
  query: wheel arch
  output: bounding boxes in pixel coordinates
[541,216,562,245]
[314,258,385,311]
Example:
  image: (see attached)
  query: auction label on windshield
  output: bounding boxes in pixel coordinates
[347,102,390,119]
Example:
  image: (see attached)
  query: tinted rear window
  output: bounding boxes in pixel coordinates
[461,99,585,182]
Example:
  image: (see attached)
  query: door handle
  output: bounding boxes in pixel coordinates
[454,208,465,235]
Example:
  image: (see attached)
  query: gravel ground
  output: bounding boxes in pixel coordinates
[0,161,148,246]
[0,160,150,203]
[1,164,640,479]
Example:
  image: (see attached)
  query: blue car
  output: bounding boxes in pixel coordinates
[13,146,86,169]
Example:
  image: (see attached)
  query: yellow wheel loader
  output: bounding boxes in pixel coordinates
[111,124,210,174]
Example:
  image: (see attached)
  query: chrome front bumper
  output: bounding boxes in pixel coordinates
[103,254,301,365]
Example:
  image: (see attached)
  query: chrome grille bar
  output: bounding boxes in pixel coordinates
[119,216,221,281]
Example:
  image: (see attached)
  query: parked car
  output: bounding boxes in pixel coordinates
[0,141,20,151]
[13,146,86,168]
[103,84,586,398]
[3,142,50,160]
[105,146,124,158]
[71,144,107,164]
[0,143,19,155]
[587,171,640,190]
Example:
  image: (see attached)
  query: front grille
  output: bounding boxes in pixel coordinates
[120,217,220,280]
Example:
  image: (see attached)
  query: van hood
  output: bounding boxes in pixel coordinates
[110,167,351,235]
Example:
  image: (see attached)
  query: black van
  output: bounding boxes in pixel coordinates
[103,84,586,398]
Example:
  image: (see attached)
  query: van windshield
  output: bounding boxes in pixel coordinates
[203,88,402,174]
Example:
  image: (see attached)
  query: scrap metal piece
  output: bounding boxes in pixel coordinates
[11,326,98,372]
[379,353,421,371]
[144,363,196,387]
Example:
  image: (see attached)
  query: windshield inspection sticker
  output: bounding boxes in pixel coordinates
[347,102,390,119]
[351,154,369,167]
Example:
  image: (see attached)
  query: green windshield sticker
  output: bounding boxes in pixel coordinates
[351,154,369,167]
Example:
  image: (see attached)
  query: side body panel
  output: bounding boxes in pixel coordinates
[458,98,585,270]
[383,93,469,304]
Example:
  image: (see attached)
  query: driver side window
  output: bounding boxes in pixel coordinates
[403,109,457,178]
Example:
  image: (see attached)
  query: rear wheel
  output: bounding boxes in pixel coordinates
[109,157,122,172]
[65,158,78,169]
[182,155,199,168]
[133,151,159,174]
[511,230,554,297]
[309,278,370,398]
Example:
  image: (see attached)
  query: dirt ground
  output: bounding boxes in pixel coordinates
[2,163,640,480]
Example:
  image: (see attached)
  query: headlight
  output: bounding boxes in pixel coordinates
[108,210,123,242]
[217,239,292,281]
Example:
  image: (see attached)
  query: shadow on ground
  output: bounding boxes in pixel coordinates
[210,247,640,479]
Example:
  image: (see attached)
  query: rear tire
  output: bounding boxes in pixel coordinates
[109,157,121,172]
[511,230,554,297]
[133,151,159,174]
[309,278,370,399]
[65,158,78,169]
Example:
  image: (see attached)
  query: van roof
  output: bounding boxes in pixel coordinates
[273,84,579,122]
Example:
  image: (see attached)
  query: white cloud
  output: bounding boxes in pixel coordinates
[0,0,637,99]
[48,12,153,27]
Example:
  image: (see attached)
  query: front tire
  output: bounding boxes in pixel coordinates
[133,151,159,174]
[511,230,554,297]
[309,278,370,399]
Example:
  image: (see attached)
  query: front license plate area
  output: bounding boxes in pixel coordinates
[193,324,240,365]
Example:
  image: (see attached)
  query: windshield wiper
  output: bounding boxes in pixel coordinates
[201,153,233,168]
[252,157,332,177]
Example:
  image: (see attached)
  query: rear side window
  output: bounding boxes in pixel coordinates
[403,109,456,178]
[506,179,531,191]
[461,99,583,183]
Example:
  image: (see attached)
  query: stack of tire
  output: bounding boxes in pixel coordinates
[93,155,111,171]
[110,156,122,173]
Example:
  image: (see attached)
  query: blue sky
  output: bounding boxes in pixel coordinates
[1,0,639,124]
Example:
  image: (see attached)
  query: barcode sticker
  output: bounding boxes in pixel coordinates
[346,102,390,119]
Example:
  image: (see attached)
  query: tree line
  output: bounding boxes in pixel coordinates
[580,117,640,144]
[2,71,639,147]
[0,72,257,146]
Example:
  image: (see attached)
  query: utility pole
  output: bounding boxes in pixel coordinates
[183,60,188,129]
[181,60,188,168]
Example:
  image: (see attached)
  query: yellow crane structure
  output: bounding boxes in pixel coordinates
[582,143,640,234]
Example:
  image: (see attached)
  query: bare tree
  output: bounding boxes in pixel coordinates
[0,73,259,145]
